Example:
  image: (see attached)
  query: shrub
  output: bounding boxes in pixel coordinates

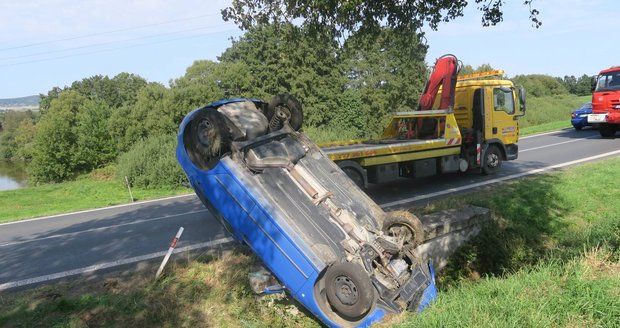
[116,134,186,188]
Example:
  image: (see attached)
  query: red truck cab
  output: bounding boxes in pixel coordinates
[589,66,620,137]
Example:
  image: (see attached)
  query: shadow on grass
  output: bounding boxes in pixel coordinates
[437,174,572,288]
[0,247,321,327]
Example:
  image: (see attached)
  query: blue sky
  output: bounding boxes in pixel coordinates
[1,0,618,99]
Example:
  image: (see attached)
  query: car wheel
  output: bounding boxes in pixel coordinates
[324,262,374,320]
[267,94,303,131]
[482,144,502,175]
[185,109,231,170]
[599,123,617,138]
[382,211,424,249]
[574,125,583,131]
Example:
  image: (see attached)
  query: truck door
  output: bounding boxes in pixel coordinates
[485,87,518,145]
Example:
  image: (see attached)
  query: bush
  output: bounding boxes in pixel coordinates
[116,134,186,188]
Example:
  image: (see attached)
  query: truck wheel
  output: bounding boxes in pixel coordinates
[267,94,303,131]
[482,145,502,175]
[185,109,231,170]
[342,167,365,189]
[599,123,617,138]
[382,211,424,248]
[324,262,374,320]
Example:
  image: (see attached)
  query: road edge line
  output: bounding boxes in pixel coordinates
[0,193,196,227]
[0,237,235,292]
[380,149,620,209]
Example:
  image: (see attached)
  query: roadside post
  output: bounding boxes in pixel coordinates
[155,227,184,279]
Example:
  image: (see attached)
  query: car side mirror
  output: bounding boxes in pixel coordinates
[591,76,597,92]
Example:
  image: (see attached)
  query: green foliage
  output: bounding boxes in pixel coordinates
[29,91,85,183]
[558,74,593,96]
[513,74,568,97]
[222,0,542,39]
[0,111,36,160]
[74,100,116,170]
[519,94,590,128]
[116,134,186,189]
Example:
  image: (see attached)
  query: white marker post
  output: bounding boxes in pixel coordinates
[155,227,184,280]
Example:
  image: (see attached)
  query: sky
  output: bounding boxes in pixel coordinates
[1,0,618,99]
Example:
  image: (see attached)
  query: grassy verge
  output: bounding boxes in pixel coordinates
[518,94,590,136]
[0,168,191,223]
[0,249,319,328]
[2,157,619,327]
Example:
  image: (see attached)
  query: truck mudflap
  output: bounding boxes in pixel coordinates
[506,143,518,160]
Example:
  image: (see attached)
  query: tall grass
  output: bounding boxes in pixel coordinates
[519,94,590,128]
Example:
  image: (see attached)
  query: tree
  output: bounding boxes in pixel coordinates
[218,24,345,126]
[575,74,593,96]
[74,100,116,171]
[513,74,568,98]
[339,27,428,134]
[222,0,541,39]
[29,91,85,183]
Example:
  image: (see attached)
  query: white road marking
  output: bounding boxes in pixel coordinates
[379,149,620,209]
[0,193,196,227]
[520,130,568,139]
[0,237,235,292]
[520,138,587,152]
[0,210,208,248]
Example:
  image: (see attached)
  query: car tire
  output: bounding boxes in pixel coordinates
[382,211,424,249]
[185,109,231,170]
[482,144,502,175]
[267,94,303,131]
[324,262,375,320]
[574,125,583,131]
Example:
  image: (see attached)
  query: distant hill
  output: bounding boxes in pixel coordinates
[0,95,40,111]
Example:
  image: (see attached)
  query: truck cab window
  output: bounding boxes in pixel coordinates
[493,88,515,114]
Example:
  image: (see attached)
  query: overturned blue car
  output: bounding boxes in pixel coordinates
[176,95,436,327]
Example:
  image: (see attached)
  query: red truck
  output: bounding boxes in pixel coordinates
[589,66,620,137]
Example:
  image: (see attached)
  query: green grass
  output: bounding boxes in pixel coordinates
[520,94,590,129]
[0,167,191,223]
[2,157,619,327]
[0,249,320,328]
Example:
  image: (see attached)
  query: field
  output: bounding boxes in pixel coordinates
[2,157,618,327]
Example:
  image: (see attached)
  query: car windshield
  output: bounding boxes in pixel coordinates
[595,71,620,92]
[580,103,592,110]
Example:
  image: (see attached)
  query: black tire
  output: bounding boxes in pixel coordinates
[482,144,502,175]
[184,109,231,170]
[324,262,375,320]
[599,123,617,138]
[574,125,583,131]
[342,167,365,189]
[267,94,303,131]
[382,211,424,248]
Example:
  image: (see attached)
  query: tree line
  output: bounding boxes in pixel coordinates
[0,25,593,188]
[0,24,428,186]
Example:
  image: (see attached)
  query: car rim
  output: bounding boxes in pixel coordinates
[334,275,359,306]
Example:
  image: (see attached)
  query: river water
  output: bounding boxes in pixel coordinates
[0,161,28,191]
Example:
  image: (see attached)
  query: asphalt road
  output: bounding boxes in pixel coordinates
[1,128,619,291]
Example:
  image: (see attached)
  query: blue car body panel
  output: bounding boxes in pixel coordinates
[176,98,437,327]
[571,103,594,129]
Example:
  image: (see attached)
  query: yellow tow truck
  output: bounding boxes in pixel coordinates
[322,56,526,188]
